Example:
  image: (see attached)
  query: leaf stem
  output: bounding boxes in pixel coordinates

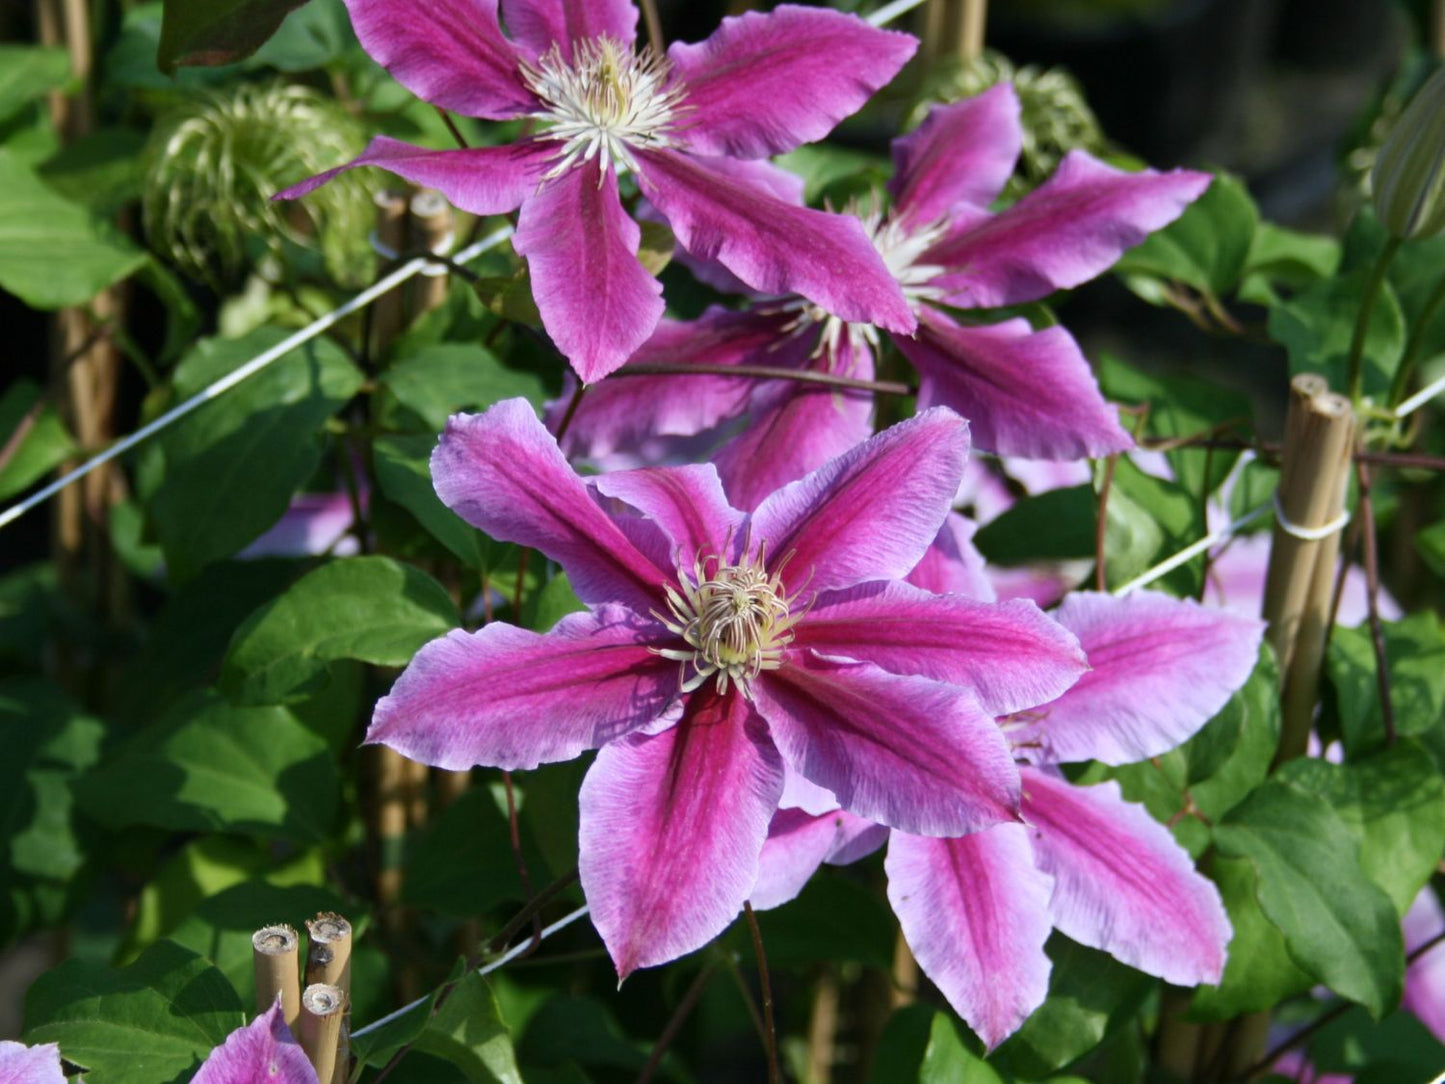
[744,902,782,1084]
[1346,236,1403,403]
[636,963,718,1084]
[1390,268,1445,406]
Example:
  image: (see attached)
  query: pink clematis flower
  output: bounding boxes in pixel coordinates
[366,398,1090,977]
[753,590,1262,1048]
[558,84,1210,507]
[191,999,318,1083]
[0,1041,64,1084]
[277,0,918,383]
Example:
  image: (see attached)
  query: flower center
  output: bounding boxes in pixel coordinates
[519,37,685,180]
[655,544,800,696]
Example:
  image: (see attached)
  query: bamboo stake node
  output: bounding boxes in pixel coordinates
[251,924,301,1031]
[300,983,348,1084]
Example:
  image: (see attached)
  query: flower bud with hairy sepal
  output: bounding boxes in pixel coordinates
[1373,67,1445,240]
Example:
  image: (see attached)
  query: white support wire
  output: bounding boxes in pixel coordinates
[868,0,929,27]
[1394,367,1445,419]
[349,903,591,1042]
[1111,503,1272,598]
[0,225,515,533]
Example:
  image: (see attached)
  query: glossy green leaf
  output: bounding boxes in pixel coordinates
[373,434,484,568]
[1268,265,1404,398]
[1276,741,1445,915]
[0,46,69,123]
[143,328,363,580]
[23,940,244,1082]
[871,1005,1002,1084]
[414,972,524,1083]
[0,149,146,309]
[158,0,313,71]
[992,937,1153,1078]
[379,343,549,431]
[403,786,549,917]
[79,689,339,842]
[0,377,76,502]
[221,556,457,704]
[1214,780,1404,1015]
[1104,457,1203,596]
[1309,1004,1445,1084]
[517,995,659,1077]
[1329,613,1445,756]
[1238,221,1340,306]
[1115,171,1257,301]
[38,128,147,217]
[973,485,1097,565]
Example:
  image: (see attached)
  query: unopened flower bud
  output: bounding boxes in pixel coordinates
[1372,67,1445,240]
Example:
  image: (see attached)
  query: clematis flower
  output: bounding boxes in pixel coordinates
[753,590,1262,1048]
[276,0,917,382]
[366,398,1089,977]
[191,999,317,1083]
[0,1041,64,1084]
[558,84,1209,509]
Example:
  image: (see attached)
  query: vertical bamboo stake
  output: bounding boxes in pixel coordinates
[957,0,987,61]
[300,983,347,1083]
[408,190,454,318]
[371,190,409,354]
[306,914,352,1084]
[923,0,987,63]
[804,968,840,1084]
[251,925,301,1033]
[890,933,918,1008]
[1262,375,1356,762]
[1432,0,1445,59]
[374,748,408,907]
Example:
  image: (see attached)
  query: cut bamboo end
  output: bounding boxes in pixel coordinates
[300,983,348,1083]
[305,912,353,992]
[251,924,301,1032]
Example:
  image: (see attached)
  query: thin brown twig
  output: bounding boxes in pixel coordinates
[1245,929,1445,1078]
[618,361,913,397]
[744,902,782,1084]
[435,107,470,149]
[485,868,580,953]
[0,400,43,477]
[1144,434,1445,474]
[723,953,770,1048]
[636,964,718,1084]
[501,772,542,950]
[1355,459,1396,745]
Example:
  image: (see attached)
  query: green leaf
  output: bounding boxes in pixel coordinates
[79,689,339,842]
[0,679,104,884]
[23,940,244,1082]
[1417,519,1445,579]
[0,46,69,123]
[871,1005,1002,1084]
[373,434,484,568]
[0,377,76,502]
[992,937,1152,1078]
[1328,613,1445,756]
[973,485,1097,565]
[1238,221,1340,306]
[414,972,524,1083]
[379,343,549,431]
[38,128,148,217]
[0,148,146,309]
[1104,457,1203,596]
[1275,741,1445,915]
[1214,780,1404,1015]
[1268,266,1404,398]
[158,0,314,72]
[728,874,895,970]
[1115,172,1257,301]
[523,573,585,632]
[143,328,363,580]
[637,219,675,276]
[1309,1004,1445,1084]
[517,996,659,1077]
[775,143,890,204]
[168,880,357,1006]
[1190,854,1313,1019]
[221,556,457,704]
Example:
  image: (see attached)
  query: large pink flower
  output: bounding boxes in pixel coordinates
[366,398,1089,977]
[559,85,1210,508]
[277,0,917,383]
[753,590,1263,1048]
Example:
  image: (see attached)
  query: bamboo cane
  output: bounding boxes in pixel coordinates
[251,925,301,1033]
[408,189,454,318]
[300,983,347,1083]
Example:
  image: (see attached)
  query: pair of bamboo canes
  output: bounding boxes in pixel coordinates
[252,913,354,1083]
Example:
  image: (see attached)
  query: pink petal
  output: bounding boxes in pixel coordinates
[555,308,797,462]
[579,686,785,978]
[926,152,1212,308]
[748,407,970,596]
[899,310,1134,459]
[886,827,1054,1050]
[343,0,532,119]
[193,999,317,1084]
[368,606,678,771]
[1018,591,1265,766]
[668,6,916,159]
[795,581,1087,716]
[888,87,1022,229]
[714,339,876,513]
[499,0,637,60]
[750,806,886,910]
[275,136,551,216]
[754,653,1021,837]
[779,764,841,816]
[636,147,915,333]
[1404,886,1445,1043]
[0,1042,65,1084]
[1022,768,1231,985]
[592,464,743,567]
[906,513,996,602]
[514,161,665,383]
[432,401,671,610]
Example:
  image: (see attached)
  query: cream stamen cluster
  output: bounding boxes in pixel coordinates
[519,37,686,180]
[655,543,800,696]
